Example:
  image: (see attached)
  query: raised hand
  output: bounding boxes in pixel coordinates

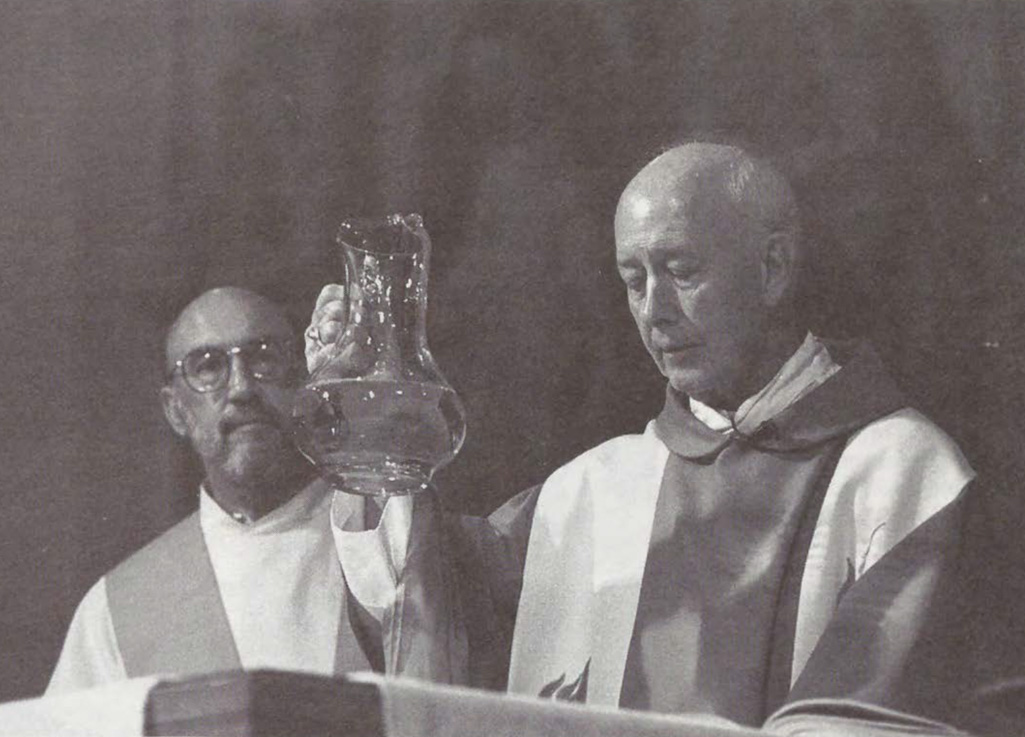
[305,284,347,375]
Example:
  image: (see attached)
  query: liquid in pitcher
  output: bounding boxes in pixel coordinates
[293,378,466,496]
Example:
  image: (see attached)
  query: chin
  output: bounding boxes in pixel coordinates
[665,367,713,399]
[671,378,741,413]
[224,447,285,483]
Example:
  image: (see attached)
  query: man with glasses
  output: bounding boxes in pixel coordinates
[47,287,379,692]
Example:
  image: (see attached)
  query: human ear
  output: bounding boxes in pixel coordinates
[761,230,798,308]
[160,385,190,438]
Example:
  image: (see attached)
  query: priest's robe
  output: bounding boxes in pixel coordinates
[338,338,976,726]
[804,469,1025,736]
[47,481,382,693]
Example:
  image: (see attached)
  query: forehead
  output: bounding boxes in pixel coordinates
[614,184,741,263]
[168,297,293,361]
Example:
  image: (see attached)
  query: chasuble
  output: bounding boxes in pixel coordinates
[338,337,974,726]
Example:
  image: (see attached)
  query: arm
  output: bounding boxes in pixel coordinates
[310,284,539,688]
[330,485,540,690]
[449,485,541,632]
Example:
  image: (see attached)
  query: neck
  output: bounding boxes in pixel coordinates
[205,466,315,523]
[709,324,807,412]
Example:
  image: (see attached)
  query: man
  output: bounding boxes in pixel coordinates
[47,287,383,693]
[309,143,975,725]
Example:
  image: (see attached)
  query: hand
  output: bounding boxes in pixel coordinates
[305,284,347,375]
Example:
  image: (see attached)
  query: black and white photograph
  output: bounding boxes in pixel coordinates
[1,1,1024,735]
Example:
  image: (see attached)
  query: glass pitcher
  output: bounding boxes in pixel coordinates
[292,214,467,496]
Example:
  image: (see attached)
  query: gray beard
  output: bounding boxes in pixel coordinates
[221,438,297,490]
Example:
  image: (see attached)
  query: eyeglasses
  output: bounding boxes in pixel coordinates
[168,338,299,394]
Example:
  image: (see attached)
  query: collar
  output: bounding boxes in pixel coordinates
[656,337,905,459]
[199,479,331,535]
[689,333,841,435]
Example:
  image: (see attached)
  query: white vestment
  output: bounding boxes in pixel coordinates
[336,335,975,716]
[47,481,359,694]
[508,336,975,706]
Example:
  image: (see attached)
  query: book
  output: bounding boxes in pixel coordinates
[763,698,967,736]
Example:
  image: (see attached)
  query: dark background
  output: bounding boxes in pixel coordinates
[2,0,1024,701]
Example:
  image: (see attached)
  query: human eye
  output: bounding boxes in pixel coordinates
[252,338,299,381]
[186,349,227,384]
[666,260,700,285]
[246,339,291,378]
[618,267,646,295]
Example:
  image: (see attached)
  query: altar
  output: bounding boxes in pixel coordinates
[4,669,1016,737]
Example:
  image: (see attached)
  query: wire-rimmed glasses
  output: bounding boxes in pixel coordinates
[167,338,299,394]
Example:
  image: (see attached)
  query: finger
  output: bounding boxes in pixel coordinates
[303,317,345,375]
[315,284,346,311]
[305,335,333,374]
[316,303,347,326]
[304,327,325,358]
[311,288,347,332]
[317,319,344,344]
[303,319,343,351]
[306,305,344,349]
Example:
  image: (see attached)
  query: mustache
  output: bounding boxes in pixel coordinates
[219,406,284,434]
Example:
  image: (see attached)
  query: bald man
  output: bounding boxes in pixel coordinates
[47,287,379,693]
[505,144,972,720]
[311,143,976,724]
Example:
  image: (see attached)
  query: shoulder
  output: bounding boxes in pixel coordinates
[482,429,662,528]
[828,407,974,571]
[550,424,666,482]
[842,407,973,483]
[69,576,112,626]
[46,576,124,694]
[534,423,669,523]
[58,576,112,645]
[107,512,201,585]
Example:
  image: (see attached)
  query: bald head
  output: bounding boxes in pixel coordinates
[614,142,805,410]
[166,287,293,374]
[616,142,800,263]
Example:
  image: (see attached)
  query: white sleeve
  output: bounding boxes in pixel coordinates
[331,492,413,623]
[46,578,127,694]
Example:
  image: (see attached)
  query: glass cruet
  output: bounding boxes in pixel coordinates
[292,214,467,496]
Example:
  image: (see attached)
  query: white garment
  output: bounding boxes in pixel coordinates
[509,413,975,705]
[0,678,160,736]
[47,481,352,694]
[331,493,413,624]
[333,333,843,637]
[677,333,971,681]
[334,334,976,703]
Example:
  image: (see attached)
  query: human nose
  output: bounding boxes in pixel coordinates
[640,275,677,326]
[225,353,258,401]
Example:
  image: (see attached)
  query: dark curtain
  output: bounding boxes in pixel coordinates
[1,0,1024,700]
